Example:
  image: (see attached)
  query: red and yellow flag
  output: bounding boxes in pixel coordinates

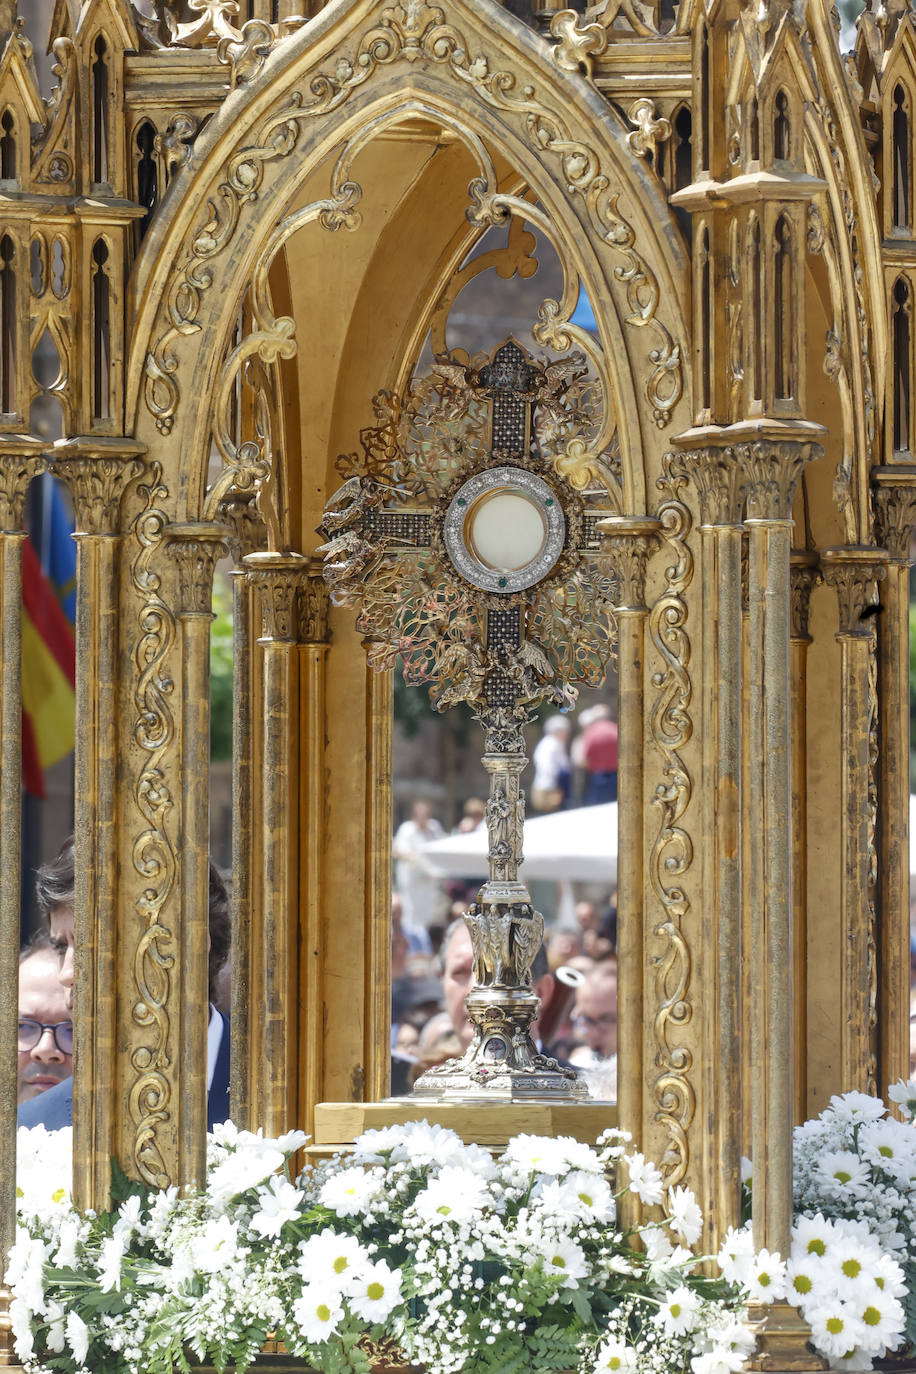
[21,535,75,798]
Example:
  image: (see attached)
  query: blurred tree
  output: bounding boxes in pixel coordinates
[210,581,234,763]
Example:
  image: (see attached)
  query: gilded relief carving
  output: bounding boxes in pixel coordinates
[143,0,683,444]
[128,465,178,1188]
[648,451,695,1187]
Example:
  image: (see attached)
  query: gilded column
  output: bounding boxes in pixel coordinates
[737,435,819,1263]
[219,494,267,1129]
[0,443,47,1363]
[53,440,145,1211]
[298,567,330,1130]
[678,445,744,1250]
[822,546,890,1098]
[789,552,819,1125]
[596,516,660,1231]
[872,471,916,1101]
[364,662,393,1104]
[166,523,226,1192]
[244,551,309,1135]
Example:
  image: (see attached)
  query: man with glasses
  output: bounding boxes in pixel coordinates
[568,958,618,1099]
[17,936,73,1104]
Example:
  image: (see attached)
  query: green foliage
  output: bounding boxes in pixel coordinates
[903,1261,916,1351]
[210,581,234,763]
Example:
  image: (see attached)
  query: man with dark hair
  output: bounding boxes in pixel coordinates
[19,837,231,1130]
[18,933,73,1104]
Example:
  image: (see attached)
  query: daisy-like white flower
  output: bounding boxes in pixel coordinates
[808,1299,866,1360]
[502,1134,578,1177]
[298,1228,368,1289]
[66,1310,89,1365]
[817,1151,870,1191]
[826,1092,886,1125]
[717,1224,756,1286]
[347,1259,403,1322]
[537,1170,615,1224]
[887,1077,916,1120]
[625,1152,664,1206]
[832,1349,877,1372]
[643,1226,674,1263]
[291,1286,344,1346]
[249,1175,303,1237]
[785,1252,820,1303]
[856,1291,905,1353]
[96,1231,127,1293]
[276,1129,309,1155]
[667,1185,703,1246]
[318,1165,384,1217]
[189,1215,241,1273]
[857,1118,915,1168]
[827,1238,886,1303]
[656,1284,701,1336]
[745,1249,787,1304]
[593,1335,638,1371]
[542,1236,589,1288]
[792,1213,834,1259]
[690,1353,735,1374]
[872,1252,907,1299]
[411,1166,492,1226]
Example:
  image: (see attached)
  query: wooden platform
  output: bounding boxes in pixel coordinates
[311,1099,617,1155]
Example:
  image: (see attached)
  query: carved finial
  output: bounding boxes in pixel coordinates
[627,98,672,161]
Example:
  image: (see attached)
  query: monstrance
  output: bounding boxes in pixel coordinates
[319,338,619,1101]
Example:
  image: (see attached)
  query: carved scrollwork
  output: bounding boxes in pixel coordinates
[647,451,695,1188]
[218,490,268,565]
[154,113,200,177]
[129,463,178,1188]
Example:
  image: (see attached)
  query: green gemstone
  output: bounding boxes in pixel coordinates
[457,497,466,506]
[498,577,508,587]
[545,498,553,506]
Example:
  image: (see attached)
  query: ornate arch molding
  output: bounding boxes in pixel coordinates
[126,0,691,524]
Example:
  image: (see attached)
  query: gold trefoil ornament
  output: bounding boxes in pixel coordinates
[320,337,619,1101]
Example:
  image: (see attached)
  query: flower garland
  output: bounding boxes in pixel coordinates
[10,1089,916,1374]
[10,1124,753,1374]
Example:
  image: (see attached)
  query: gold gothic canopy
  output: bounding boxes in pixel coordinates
[320,339,616,1098]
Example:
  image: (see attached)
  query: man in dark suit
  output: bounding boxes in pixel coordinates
[18,839,230,1131]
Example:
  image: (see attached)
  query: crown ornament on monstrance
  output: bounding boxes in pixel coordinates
[319,337,619,1101]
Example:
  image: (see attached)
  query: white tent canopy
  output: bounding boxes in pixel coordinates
[422,802,618,884]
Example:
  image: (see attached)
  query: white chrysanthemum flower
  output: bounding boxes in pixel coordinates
[291,1286,344,1345]
[792,1213,834,1259]
[542,1236,589,1288]
[593,1335,638,1371]
[656,1285,701,1335]
[832,1348,876,1372]
[872,1251,907,1299]
[501,1134,577,1177]
[828,1239,886,1300]
[625,1152,664,1206]
[208,1144,285,1207]
[818,1151,870,1191]
[808,1299,866,1360]
[745,1249,786,1303]
[411,1166,492,1226]
[887,1078,916,1120]
[249,1175,303,1237]
[690,1352,736,1374]
[643,1226,674,1263]
[717,1225,756,1286]
[9,1297,35,1361]
[537,1170,615,1224]
[826,1092,887,1125]
[395,1121,470,1167]
[66,1309,89,1365]
[785,1252,821,1304]
[52,1216,82,1269]
[298,1227,368,1289]
[189,1215,241,1273]
[856,1291,905,1353]
[96,1231,127,1292]
[667,1185,703,1245]
[276,1129,309,1155]
[858,1118,916,1168]
[347,1259,403,1322]
[318,1165,384,1217]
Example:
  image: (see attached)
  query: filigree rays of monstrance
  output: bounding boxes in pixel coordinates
[319,338,620,1101]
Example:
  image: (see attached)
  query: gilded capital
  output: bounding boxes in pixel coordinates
[821,546,889,638]
[872,474,916,562]
[736,439,822,521]
[218,491,269,566]
[679,446,744,527]
[596,516,662,610]
[298,569,331,645]
[53,455,145,536]
[0,449,49,531]
[789,552,821,641]
[166,522,228,616]
[244,551,309,642]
